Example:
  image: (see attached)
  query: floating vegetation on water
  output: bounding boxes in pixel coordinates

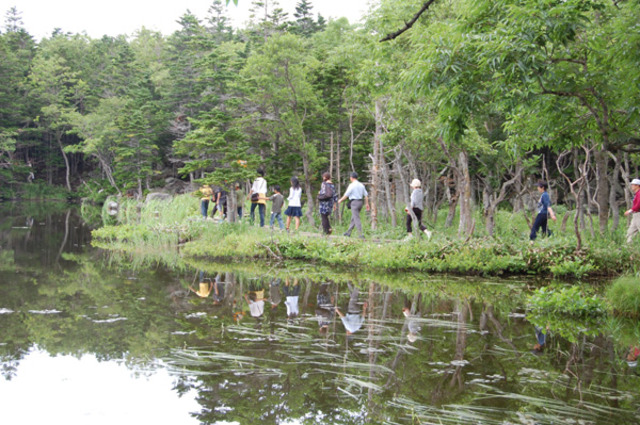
[527,286,607,317]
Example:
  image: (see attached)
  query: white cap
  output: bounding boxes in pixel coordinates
[632,179,640,186]
[410,179,421,188]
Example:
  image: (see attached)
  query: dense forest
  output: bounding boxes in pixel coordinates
[1,0,640,239]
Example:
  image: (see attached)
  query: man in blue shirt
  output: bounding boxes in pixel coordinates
[530,180,557,241]
[337,172,370,239]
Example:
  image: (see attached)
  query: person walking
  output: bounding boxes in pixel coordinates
[318,172,337,235]
[337,172,369,239]
[199,184,213,219]
[235,184,244,220]
[624,178,640,243]
[267,185,285,230]
[214,186,228,219]
[284,177,303,232]
[530,180,557,241]
[249,170,267,227]
[405,179,431,239]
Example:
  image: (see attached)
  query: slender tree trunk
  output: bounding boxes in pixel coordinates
[370,99,383,230]
[302,153,315,227]
[608,153,621,231]
[57,133,71,191]
[445,172,458,229]
[336,130,342,224]
[380,141,396,227]
[228,186,237,223]
[595,148,610,234]
[457,150,473,237]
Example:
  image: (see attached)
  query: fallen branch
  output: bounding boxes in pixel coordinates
[257,242,283,261]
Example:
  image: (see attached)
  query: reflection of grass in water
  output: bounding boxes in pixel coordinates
[390,380,637,425]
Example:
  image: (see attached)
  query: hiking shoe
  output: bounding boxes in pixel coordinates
[423,229,432,240]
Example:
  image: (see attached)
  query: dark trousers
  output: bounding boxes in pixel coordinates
[530,213,548,240]
[250,203,265,227]
[406,208,427,233]
[321,213,332,234]
[200,200,209,218]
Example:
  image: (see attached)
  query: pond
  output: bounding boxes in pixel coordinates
[0,203,639,425]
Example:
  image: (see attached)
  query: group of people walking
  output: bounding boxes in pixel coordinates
[197,169,439,239]
[200,169,640,243]
[241,169,431,239]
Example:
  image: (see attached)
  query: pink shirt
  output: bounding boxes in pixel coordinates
[633,190,640,213]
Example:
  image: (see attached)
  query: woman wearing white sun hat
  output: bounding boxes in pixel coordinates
[405,179,431,239]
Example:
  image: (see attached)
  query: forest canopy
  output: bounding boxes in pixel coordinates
[1,0,640,238]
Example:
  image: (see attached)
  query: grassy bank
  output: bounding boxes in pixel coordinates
[91,194,640,279]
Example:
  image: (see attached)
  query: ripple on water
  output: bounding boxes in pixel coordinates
[28,309,62,314]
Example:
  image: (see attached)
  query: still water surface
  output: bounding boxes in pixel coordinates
[0,203,639,424]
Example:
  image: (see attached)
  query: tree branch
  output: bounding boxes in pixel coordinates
[380,0,438,42]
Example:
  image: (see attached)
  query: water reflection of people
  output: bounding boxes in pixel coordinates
[402,304,421,343]
[335,283,367,335]
[212,274,225,305]
[627,346,639,364]
[190,271,213,298]
[283,277,300,321]
[316,283,335,334]
[244,280,266,319]
[269,278,282,311]
[532,325,549,353]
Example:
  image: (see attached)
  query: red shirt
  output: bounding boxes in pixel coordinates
[633,190,640,213]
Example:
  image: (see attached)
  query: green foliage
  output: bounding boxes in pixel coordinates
[606,276,640,318]
[528,285,607,318]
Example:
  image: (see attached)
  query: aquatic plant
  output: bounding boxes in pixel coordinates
[527,286,607,318]
[606,276,640,318]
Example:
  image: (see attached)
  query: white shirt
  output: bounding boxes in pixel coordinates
[285,296,299,316]
[343,181,368,200]
[248,300,264,318]
[251,177,267,194]
[341,313,364,333]
[287,187,302,207]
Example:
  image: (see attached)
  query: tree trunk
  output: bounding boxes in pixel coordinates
[594,148,609,234]
[445,172,457,229]
[302,153,315,227]
[336,129,342,224]
[457,150,473,237]
[57,133,71,191]
[608,153,621,232]
[370,99,383,230]
[380,140,396,227]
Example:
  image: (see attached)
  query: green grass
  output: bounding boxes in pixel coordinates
[606,275,640,318]
[91,194,640,279]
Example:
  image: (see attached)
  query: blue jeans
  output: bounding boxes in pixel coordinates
[200,200,209,218]
[250,203,265,227]
[530,213,548,240]
[237,207,243,220]
[270,212,284,229]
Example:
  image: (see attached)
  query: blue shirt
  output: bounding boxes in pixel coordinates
[537,191,551,214]
[343,180,368,200]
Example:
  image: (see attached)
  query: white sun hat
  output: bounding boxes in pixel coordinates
[631,179,640,186]
[410,179,421,188]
